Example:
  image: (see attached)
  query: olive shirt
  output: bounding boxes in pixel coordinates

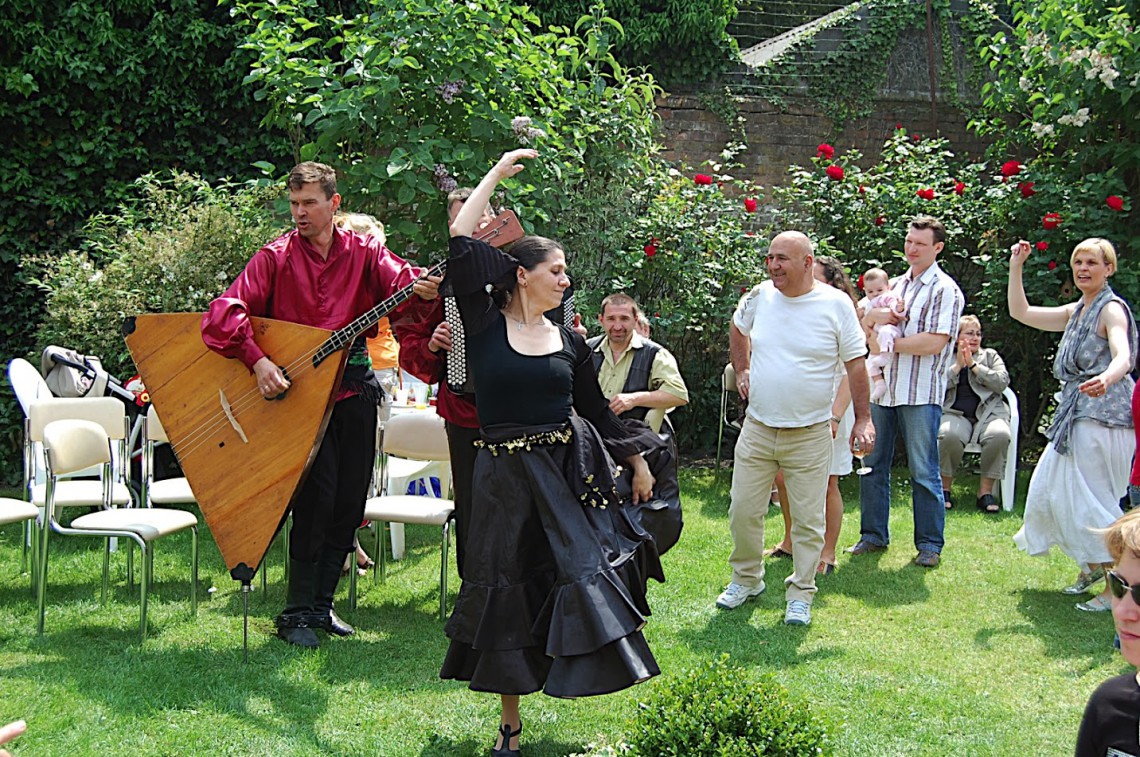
[592,333,688,433]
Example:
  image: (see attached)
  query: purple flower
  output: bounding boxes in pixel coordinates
[511,116,533,134]
[437,79,466,104]
[437,176,457,193]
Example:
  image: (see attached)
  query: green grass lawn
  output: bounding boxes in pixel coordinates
[0,468,1127,755]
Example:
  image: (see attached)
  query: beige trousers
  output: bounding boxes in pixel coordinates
[729,417,832,604]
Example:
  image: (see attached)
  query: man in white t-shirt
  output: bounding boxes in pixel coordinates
[716,231,874,626]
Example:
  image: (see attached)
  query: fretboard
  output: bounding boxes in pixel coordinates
[312,260,447,367]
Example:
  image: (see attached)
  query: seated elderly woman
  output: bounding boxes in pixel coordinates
[938,315,1012,513]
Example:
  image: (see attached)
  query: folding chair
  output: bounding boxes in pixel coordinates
[962,386,1020,512]
[38,419,198,640]
[715,363,744,481]
[351,411,454,619]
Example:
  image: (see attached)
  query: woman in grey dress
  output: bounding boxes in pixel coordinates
[1008,237,1137,611]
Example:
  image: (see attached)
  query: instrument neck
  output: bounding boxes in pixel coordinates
[313,260,446,367]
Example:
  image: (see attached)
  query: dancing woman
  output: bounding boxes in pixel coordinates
[1009,237,1137,611]
[438,150,672,755]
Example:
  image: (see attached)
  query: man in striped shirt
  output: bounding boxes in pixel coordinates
[847,216,965,568]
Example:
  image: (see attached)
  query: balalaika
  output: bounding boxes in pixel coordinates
[122,261,445,584]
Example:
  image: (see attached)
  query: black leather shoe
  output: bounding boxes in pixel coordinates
[976,494,999,513]
[274,612,320,648]
[319,609,355,637]
[845,540,887,555]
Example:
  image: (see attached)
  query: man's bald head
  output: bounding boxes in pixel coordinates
[767,231,815,296]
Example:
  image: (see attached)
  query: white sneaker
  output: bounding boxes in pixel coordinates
[784,599,812,626]
[715,581,766,609]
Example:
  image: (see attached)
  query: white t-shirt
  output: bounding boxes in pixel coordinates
[734,281,866,428]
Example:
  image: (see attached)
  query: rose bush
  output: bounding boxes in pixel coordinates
[774,128,1135,443]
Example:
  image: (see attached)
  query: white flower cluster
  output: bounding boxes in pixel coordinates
[1065,48,1120,89]
[1030,122,1056,137]
[1057,107,1091,127]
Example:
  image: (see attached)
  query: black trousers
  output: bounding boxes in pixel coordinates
[445,421,480,579]
[290,395,378,563]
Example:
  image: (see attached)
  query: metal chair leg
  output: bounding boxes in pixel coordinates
[36,520,51,635]
[439,521,451,621]
[348,540,358,610]
[190,527,199,616]
[139,542,151,642]
[101,538,111,604]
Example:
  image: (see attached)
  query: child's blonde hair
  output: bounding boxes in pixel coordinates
[335,212,386,246]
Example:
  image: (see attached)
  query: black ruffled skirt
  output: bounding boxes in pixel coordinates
[439,416,671,698]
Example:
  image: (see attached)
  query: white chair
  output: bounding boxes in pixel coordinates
[38,419,198,640]
[352,411,454,619]
[8,358,53,572]
[26,398,135,512]
[0,498,39,585]
[715,363,743,481]
[375,406,448,560]
[140,406,196,509]
[963,386,1020,512]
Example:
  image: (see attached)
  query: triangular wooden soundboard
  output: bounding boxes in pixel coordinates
[124,313,345,580]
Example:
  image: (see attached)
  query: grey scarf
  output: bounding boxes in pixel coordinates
[1048,285,1137,454]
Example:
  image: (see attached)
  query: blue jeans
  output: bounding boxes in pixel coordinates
[858,403,945,553]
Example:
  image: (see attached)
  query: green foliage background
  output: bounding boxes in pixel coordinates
[0,0,291,484]
[527,0,740,84]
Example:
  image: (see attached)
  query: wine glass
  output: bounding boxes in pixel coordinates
[852,439,872,476]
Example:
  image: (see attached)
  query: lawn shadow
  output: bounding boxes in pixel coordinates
[419,733,582,757]
[973,587,1117,670]
[675,600,844,672]
[821,551,933,607]
[7,623,333,746]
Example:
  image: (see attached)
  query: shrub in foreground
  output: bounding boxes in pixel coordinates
[627,655,831,756]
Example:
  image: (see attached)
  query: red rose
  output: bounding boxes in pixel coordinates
[1000,160,1022,177]
[1019,182,1036,198]
[895,122,903,130]
[874,215,886,226]
[744,197,758,212]
[916,188,935,200]
[1036,241,1049,252]
[1042,212,1062,230]
[954,181,965,196]
[816,143,835,160]
[859,185,866,194]
[857,274,865,289]
[912,134,920,142]
[644,243,657,257]
[693,174,713,185]
[1107,195,1125,211]
[740,285,748,293]
[825,164,845,181]
[1048,260,1057,270]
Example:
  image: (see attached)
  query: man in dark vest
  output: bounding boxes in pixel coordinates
[588,293,688,436]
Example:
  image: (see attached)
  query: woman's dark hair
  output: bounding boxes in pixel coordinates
[490,235,564,309]
[814,255,859,305]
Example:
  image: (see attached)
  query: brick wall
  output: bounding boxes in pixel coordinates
[656,91,989,189]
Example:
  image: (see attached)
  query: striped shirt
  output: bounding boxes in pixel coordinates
[879,262,964,407]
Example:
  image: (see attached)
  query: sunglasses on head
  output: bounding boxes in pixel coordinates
[1107,570,1140,604]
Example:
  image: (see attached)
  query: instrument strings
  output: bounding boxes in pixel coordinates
[172,263,445,461]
